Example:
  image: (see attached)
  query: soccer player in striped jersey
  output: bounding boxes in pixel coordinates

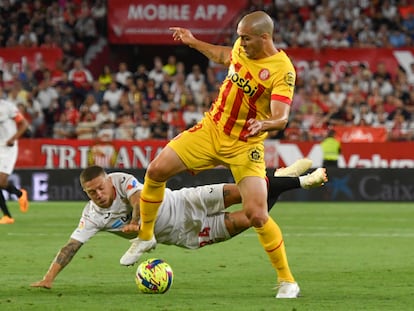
[30,162,327,290]
[122,11,298,297]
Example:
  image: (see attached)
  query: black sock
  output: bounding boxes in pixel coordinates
[6,182,22,198]
[0,190,12,217]
[267,176,300,210]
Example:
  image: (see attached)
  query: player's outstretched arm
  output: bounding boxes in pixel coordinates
[31,239,83,289]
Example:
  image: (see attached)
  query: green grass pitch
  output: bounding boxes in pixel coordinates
[1,201,413,311]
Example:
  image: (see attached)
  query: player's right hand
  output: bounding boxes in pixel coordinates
[121,224,140,233]
[169,27,195,45]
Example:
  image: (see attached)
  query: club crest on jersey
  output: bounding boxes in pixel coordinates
[284,71,295,87]
[259,68,270,81]
[78,220,85,230]
[248,147,263,163]
[228,65,258,96]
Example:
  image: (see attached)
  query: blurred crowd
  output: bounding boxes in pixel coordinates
[1,0,414,142]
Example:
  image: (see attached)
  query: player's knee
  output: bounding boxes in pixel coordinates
[146,160,166,181]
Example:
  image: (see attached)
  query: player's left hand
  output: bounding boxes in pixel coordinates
[245,118,263,137]
[30,280,52,289]
[6,139,15,146]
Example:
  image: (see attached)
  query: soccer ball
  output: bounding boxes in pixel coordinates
[135,258,174,294]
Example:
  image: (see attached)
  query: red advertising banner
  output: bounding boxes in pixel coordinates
[333,126,388,143]
[286,48,414,80]
[0,47,63,73]
[15,139,414,169]
[107,0,248,44]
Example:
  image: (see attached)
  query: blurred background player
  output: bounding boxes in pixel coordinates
[320,129,341,168]
[0,97,30,224]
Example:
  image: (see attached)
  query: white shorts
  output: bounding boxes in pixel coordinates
[155,184,231,249]
[0,144,18,175]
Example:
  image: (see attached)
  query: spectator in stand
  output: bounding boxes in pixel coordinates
[53,113,75,139]
[116,93,133,117]
[103,81,123,111]
[389,28,407,48]
[273,33,288,49]
[76,110,97,140]
[87,80,104,106]
[131,101,144,123]
[62,98,80,126]
[402,10,414,38]
[170,72,189,106]
[98,65,113,90]
[283,118,306,142]
[148,56,165,89]
[126,83,142,107]
[134,116,152,141]
[36,77,59,117]
[354,104,375,126]
[5,23,20,48]
[162,55,177,77]
[114,112,135,141]
[298,20,319,47]
[165,107,186,139]
[388,111,410,141]
[387,98,411,122]
[18,24,38,47]
[74,4,97,48]
[50,60,65,87]
[96,120,115,142]
[8,80,28,107]
[2,62,16,91]
[80,93,100,116]
[133,64,148,83]
[96,101,116,127]
[25,94,44,137]
[328,82,347,108]
[150,110,168,139]
[308,112,329,141]
[372,62,392,81]
[115,62,132,89]
[60,42,76,73]
[182,102,203,129]
[68,58,93,106]
[372,106,389,129]
[185,64,206,106]
[90,0,107,34]
[54,72,74,106]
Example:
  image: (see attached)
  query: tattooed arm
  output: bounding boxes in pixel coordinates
[30,238,83,289]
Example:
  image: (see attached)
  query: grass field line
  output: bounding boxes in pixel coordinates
[6,231,414,238]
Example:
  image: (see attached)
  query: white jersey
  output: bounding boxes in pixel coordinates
[0,99,18,145]
[0,99,19,174]
[71,172,230,249]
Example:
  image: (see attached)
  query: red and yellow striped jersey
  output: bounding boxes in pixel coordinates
[207,38,296,141]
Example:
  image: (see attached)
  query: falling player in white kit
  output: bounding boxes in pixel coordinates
[0,98,30,224]
[31,162,327,289]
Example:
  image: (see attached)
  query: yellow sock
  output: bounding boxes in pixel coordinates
[139,176,166,240]
[254,217,295,283]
